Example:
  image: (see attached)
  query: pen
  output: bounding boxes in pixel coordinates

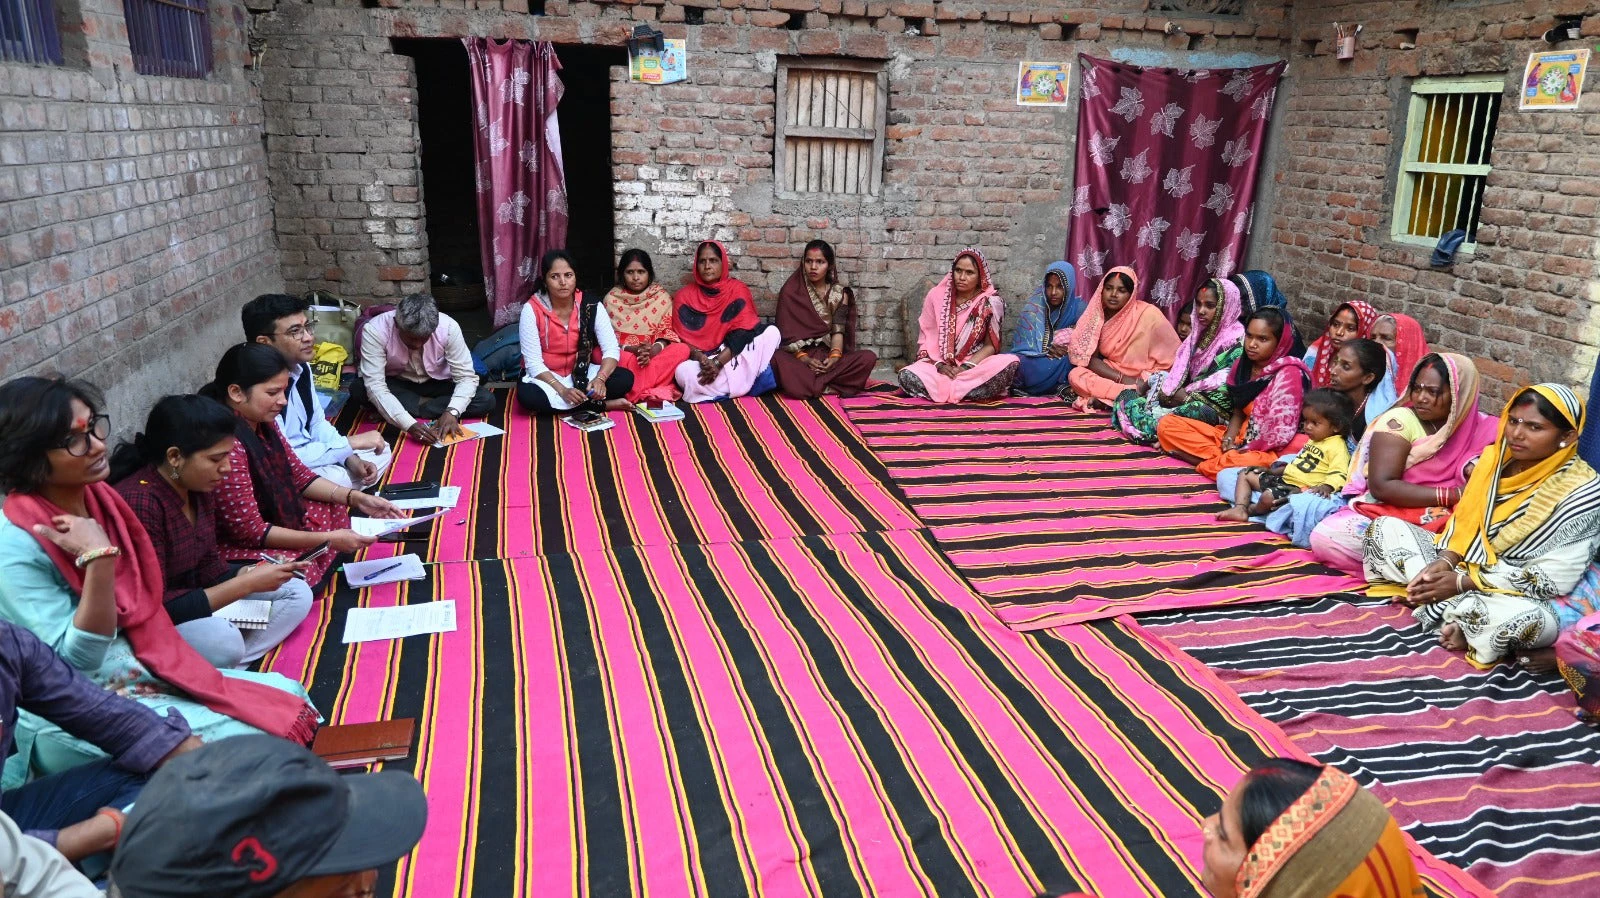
[360,561,404,583]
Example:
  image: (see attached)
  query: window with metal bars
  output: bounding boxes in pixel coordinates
[774,59,888,197]
[123,0,212,78]
[0,0,64,64]
[1391,76,1503,251]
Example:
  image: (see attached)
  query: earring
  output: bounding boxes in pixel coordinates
[169,465,182,480]
[1560,441,1568,448]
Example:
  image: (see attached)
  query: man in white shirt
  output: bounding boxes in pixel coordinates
[242,294,392,488]
[0,811,100,898]
[354,293,494,444]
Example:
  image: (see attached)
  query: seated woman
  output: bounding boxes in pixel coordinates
[1112,278,1244,444]
[0,376,319,784]
[1157,308,1309,478]
[1213,337,1392,543]
[605,248,691,404]
[772,239,877,399]
[1009,261,1085,397]
[1366,385,1600,669]
[517,250,634,414]
[1304,300,1378,389]
[1371,313,1429,399]
[1201,757,1421,898]
[672,240,782,403]
[1309,353,1499,575]
[1228,270,1291,323]
[112,395,312,670]
[203,344,404,584]
[898,249,1020,403]
[1062,267,1180,410]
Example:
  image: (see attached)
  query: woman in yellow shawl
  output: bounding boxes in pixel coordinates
[1364,384,1600,668]
[1201,758,1422,898]
[1061,267,1180,410]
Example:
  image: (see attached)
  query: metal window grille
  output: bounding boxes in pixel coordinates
[775,59,888,197]
[1391,76,1503,251]
[123,0,212,78]
[0,0,64,65]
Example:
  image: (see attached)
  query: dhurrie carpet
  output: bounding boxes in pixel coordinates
[1142,596,1600,898]
[840,394,1359,629]
[256,392,1486,897]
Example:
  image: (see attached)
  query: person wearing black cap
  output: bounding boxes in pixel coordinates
[106,734,427,898]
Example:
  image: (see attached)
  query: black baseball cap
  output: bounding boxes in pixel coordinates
[108,734,428,897]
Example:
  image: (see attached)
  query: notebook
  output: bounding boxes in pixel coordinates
[214,599,272,630]
[633,402,685,424]
[561,411,615,433]
[311,718,416,770]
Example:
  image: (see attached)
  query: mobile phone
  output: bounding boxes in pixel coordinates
[379,480,439,500]
[295,541,331,563]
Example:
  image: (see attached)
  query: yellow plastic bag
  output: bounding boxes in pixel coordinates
[310,341,349,392]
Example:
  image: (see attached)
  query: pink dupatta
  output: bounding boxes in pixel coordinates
[916,249,1003,365]
[1161,278,1245,399]
[1344,352,1498,497]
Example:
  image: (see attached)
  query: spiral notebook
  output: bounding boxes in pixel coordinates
[214,599,272,630]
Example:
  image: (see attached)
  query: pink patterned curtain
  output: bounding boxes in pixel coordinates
[1067,55,1283,318]
[465,38,569,327]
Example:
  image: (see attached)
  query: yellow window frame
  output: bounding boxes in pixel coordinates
[1391,75,1506,253]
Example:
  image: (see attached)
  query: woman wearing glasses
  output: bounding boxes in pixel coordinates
[0,376,322,783]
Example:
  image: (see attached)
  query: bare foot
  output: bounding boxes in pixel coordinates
[604,398,634,412]
[1439,622,1468,652]
[1516,648,1558,674]
[1217,506,1248,523]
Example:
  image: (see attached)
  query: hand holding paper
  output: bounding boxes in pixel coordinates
[349,508,448,538]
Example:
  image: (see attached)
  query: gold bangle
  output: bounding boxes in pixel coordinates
[74,546,122,569]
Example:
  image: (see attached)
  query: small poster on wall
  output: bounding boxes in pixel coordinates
[629,37,687,85]
[1520,49,1589,111]
[1016,61,1071,107]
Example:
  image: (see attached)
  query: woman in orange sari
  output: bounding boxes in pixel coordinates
[1061,267,1180,410]
[605,249,692,403]
[1201,757,1422,898]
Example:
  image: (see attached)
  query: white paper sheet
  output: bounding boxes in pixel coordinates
[342,601,457,644]
[432,421,507,449]
[214,599,273,629]
[343,554,427,586]
[350,508,448,538]
[388,486,461,511]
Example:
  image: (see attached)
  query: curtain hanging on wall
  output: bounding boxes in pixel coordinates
[465,38,569,327]
[1067,55,1284,318]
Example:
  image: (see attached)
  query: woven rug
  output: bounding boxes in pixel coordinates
[1141,597,1600,898]
[839,394,1359,629]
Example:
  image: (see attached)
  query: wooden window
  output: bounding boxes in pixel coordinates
[0,0,64,64]
[775,59,887,197]
[123,0,212,78]
[1391,75,1503,252]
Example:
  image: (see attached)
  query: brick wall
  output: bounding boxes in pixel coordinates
[255,0,1288,360]
[1263,0,1600,404]
[0,0,281,427]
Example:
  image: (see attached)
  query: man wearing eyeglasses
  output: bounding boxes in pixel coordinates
[242,295,391,489]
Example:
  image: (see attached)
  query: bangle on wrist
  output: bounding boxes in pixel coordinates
[74,546,122,569]
[96,807,124,845]
[828,349,843,359]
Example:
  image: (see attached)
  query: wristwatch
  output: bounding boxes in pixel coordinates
[445,407,461,418]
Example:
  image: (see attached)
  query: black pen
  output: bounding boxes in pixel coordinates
[358,561,404,583]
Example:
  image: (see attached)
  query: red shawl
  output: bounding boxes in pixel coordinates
[1307,300,1378,388]
[1381,313,1431,392]
[3,484,318,743]
[672,240,758,352]
[776,269,857,351]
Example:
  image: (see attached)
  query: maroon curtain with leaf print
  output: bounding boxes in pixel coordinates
[465,38,569,327]
[1067,55,1283,319]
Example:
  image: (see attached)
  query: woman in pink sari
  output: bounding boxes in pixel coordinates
[1309,352,1499,574]
[1062,267,1180,410]
[898,249,1020,403]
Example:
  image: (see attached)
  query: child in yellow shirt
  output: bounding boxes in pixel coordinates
[1219,388,1354,522]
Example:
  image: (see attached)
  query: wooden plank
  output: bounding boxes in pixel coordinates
[781,125,878,142]
[775,64,790,195]
[869,69,887,196]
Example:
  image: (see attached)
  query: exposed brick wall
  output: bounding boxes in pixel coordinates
[255,0,1287,359]
[1263,0,1600,404]
[0,0,281,426]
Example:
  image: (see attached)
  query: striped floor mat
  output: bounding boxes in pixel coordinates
[345,393,918,561]
[266,527,1482,898]
[1141,597,1600,898]
[840,394,1359,629]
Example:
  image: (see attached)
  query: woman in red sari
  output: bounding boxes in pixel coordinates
[605,248,692,404]
[772,240,877,399]
[1304,300,1379,389]
[672,241,781,403]
[898,248,1020,403]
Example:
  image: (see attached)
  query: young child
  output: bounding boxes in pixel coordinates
[1218,389,1355,523]
[1173,299,1194,343]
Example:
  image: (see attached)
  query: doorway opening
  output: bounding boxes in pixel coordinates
[555,44,627,297]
